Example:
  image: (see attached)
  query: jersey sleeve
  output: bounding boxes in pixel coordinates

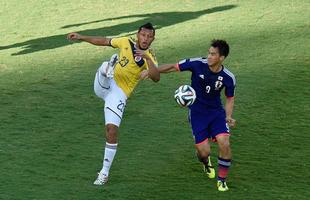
[178,59,193,72]
[225,77,236,97]
[110,37,127,48]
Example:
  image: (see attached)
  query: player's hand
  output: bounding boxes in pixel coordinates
[226,117,236,128]
[67,32,81,41]
[140,70,149,80]
[134,48,150,60]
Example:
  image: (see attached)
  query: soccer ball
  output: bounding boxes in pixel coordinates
[174,85,196,107]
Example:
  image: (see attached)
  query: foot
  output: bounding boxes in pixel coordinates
[203,157,215,179]
[217,180,229,192]
[106,54,119,78]
[93,172,108,186]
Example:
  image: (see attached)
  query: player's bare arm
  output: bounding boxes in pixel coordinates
[145,59,160,82]
[140,63,177,80]
[67,32,111,46]
[158,63,178,73]
[135,49,160,82]
[225,97,236,128]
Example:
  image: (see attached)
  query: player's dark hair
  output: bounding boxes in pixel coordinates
[211,39,229,57]
[138,22,155,35]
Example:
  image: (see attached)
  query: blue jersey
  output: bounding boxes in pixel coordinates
[177,57,236,113]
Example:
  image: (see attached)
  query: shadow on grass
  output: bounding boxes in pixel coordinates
[0,5,237,56]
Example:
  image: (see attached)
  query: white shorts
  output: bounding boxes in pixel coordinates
[94,62,127,127]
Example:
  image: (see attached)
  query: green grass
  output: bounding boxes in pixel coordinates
[1,0,309,199]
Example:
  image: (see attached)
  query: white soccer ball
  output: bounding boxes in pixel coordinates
[174,85,196,107]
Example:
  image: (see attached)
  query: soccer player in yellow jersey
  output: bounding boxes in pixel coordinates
[67,23,160,185]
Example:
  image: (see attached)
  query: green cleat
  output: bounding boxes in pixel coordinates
[217,180,229,192]
[203,157,215,179]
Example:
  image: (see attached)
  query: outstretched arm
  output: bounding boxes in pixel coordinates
[158,63,178,73]
[145,58,160,82]
[67,32,111,46]
[140,63,178,80]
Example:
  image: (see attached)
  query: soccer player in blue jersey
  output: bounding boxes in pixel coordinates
[67,23,160,186]
[141,39,235,191]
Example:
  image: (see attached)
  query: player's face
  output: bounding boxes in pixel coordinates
[207,47,224,67]
[137,28,155,50]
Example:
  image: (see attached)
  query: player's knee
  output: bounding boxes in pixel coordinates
[218,139,230,151]
[94,86,101,97]
[196,143,211,157]
[94,74,103,97]
[94,87,104,99]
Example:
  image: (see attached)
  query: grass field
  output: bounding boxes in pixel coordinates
[1,0,309,199]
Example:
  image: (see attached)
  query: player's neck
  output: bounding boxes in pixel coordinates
[209,63,223,73]
[135,43,148,50]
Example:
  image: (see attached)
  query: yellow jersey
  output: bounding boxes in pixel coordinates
[110,37,158,97]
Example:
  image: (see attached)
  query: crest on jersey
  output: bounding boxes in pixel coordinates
[134,56,142,62]
[215,76,223,90]
[129,40,145,67]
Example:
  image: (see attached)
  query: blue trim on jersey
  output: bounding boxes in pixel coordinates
[129,40,145,67]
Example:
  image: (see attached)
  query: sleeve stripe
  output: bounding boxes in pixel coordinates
[189,57,207,63]
[223,68,236,86]
[178,59,186,65]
